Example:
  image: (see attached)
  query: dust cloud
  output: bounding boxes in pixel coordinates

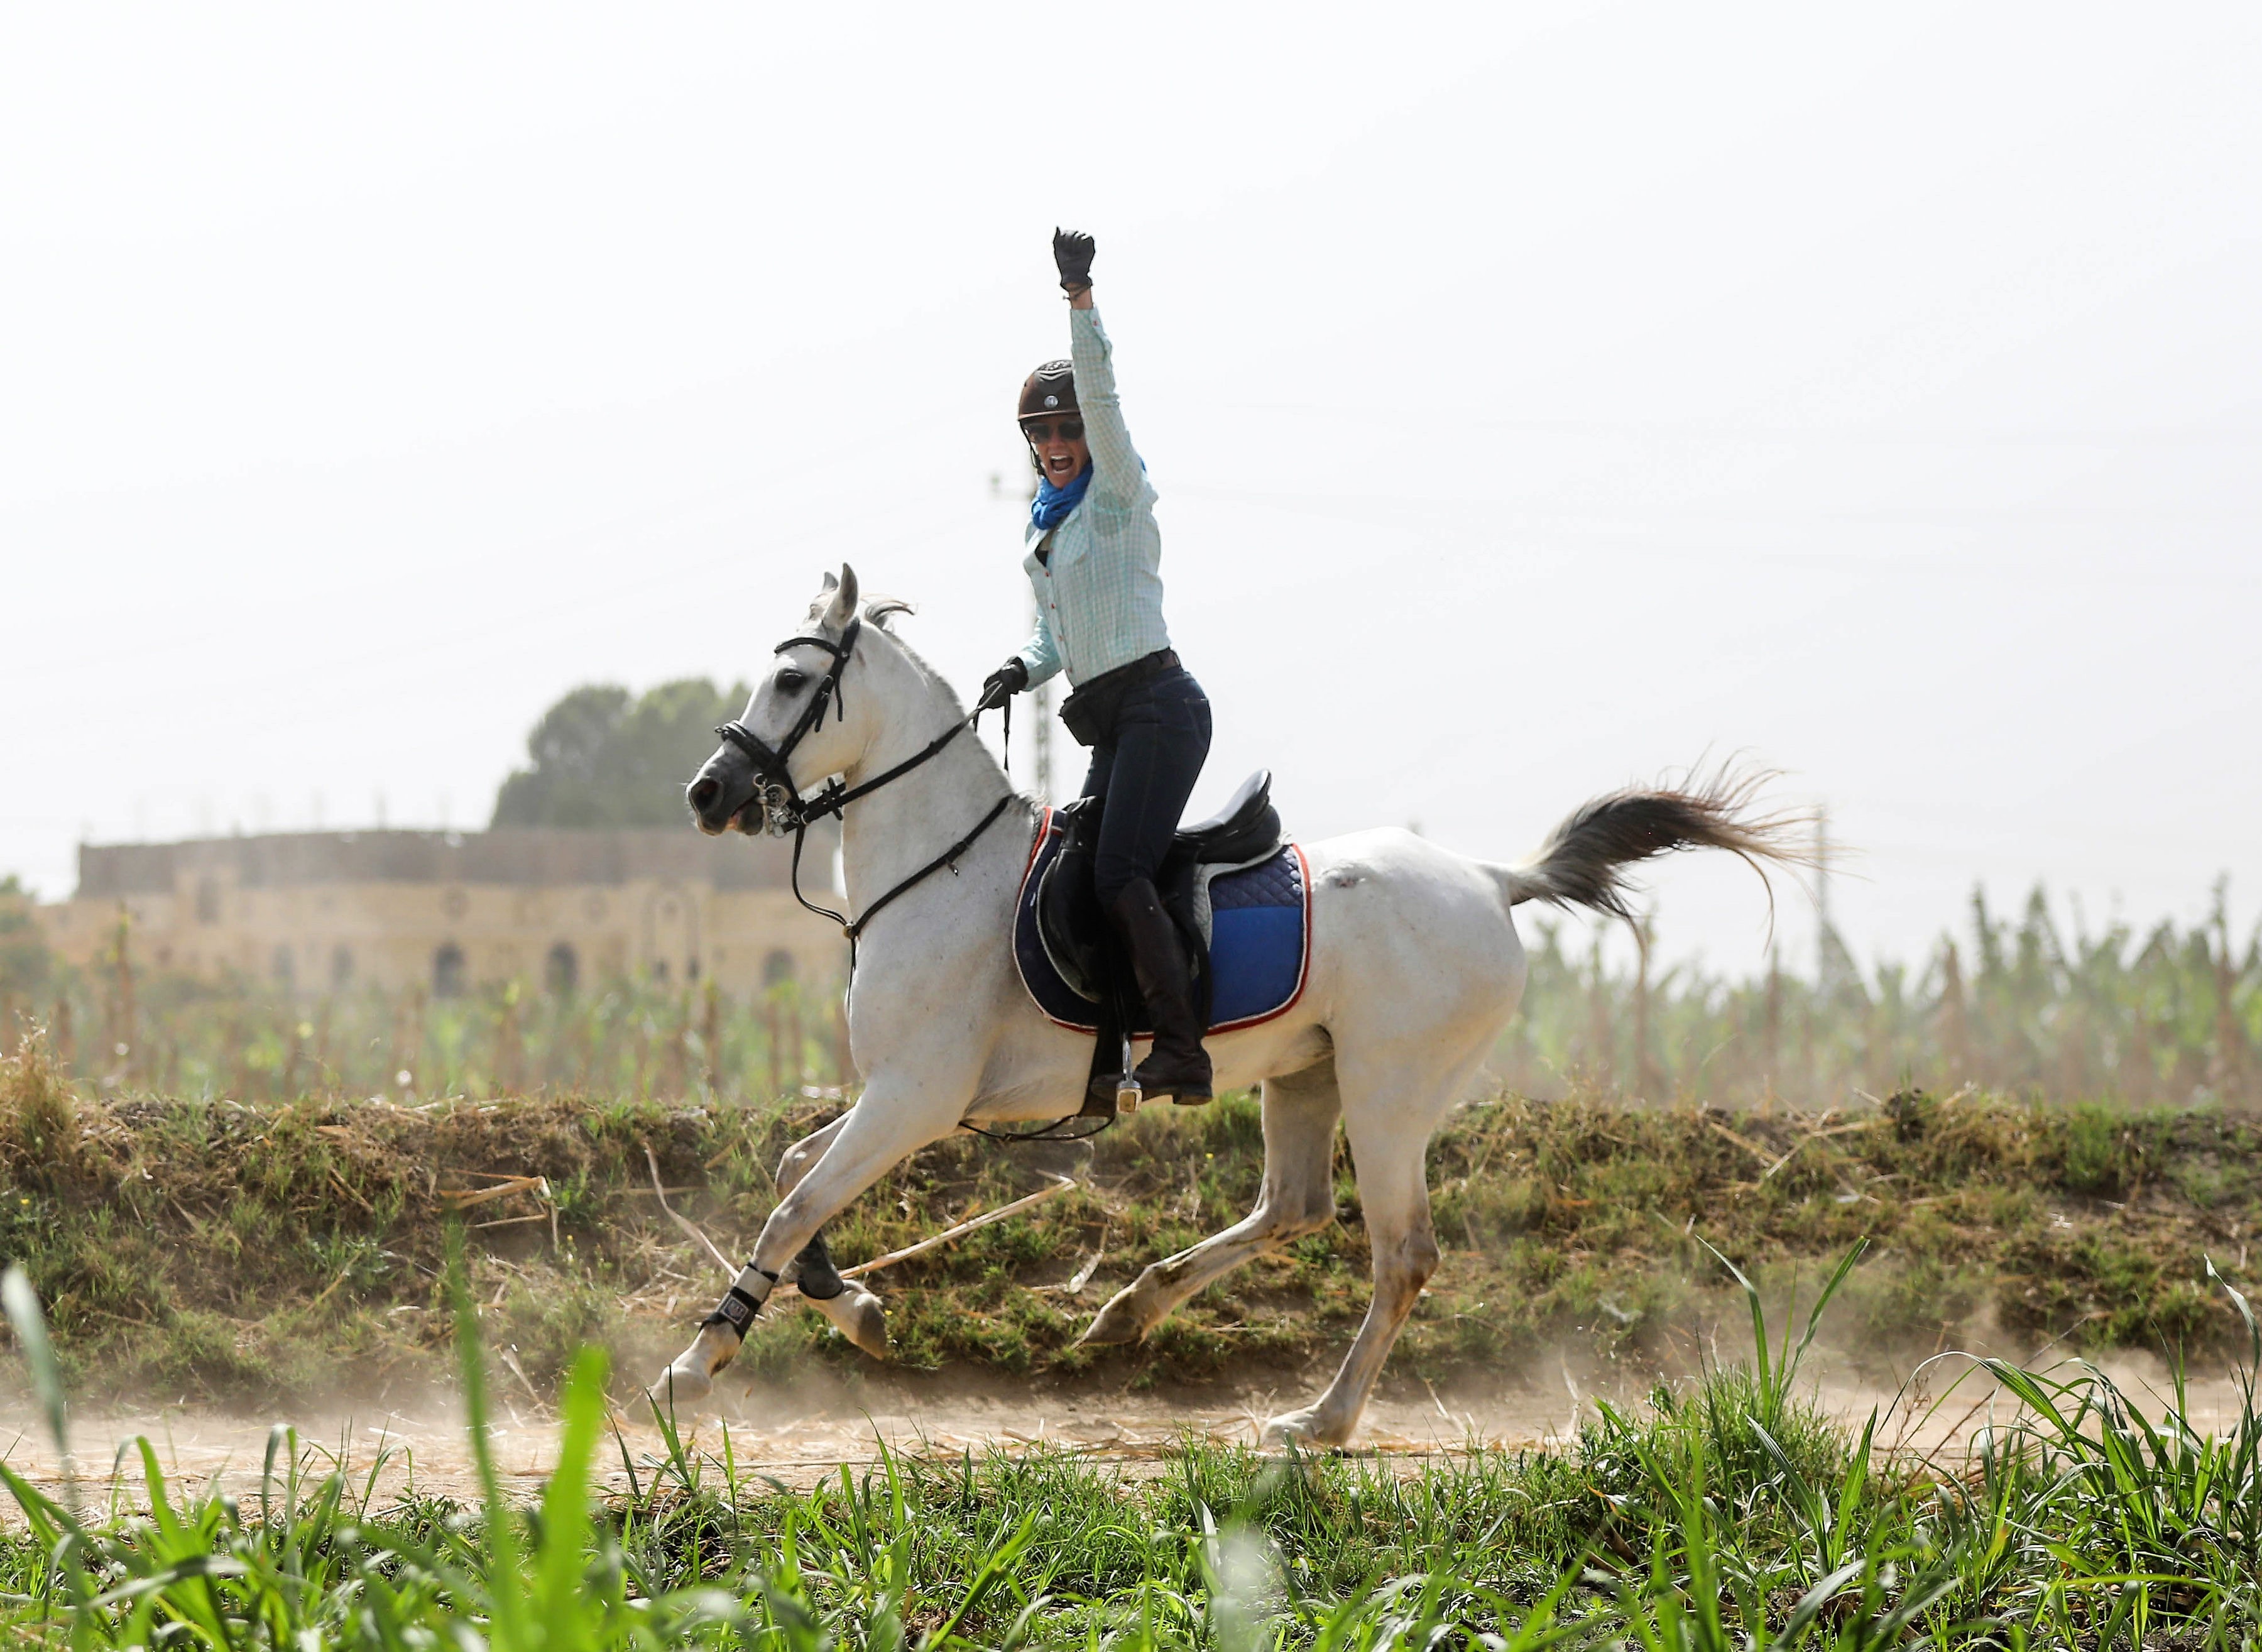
[4,1344,2250,1506]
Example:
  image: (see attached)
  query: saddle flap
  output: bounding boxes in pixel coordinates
[1035,807,1107,1002]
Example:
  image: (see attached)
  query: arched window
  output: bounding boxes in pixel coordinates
[330,945,354,989]
[195,877,221,924]
[762,948,797,987]
[271,946,295,988]
[545,941,579,996]
[432,943,467,998]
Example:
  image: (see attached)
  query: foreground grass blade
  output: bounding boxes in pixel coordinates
[1,1266,68,1463]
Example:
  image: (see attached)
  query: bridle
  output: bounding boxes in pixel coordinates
[715,611,1110,1146]
[715,614,1015,957]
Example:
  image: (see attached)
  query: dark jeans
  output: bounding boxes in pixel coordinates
[1078,665,1212,902]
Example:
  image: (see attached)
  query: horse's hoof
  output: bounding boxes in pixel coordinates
[649,1323,738,1409]
[814,1284,889,1360]
[651,1360,714,1408]
[1260,1406,1346,1450]
[1078,1291,1149,1347]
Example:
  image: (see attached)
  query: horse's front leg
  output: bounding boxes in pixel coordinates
[773,1114,889,1359]
[655,1072,970,1404]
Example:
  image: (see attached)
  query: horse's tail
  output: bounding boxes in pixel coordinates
[1494,766,1816,925]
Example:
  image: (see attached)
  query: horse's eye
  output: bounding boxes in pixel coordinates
[776,669,808,693]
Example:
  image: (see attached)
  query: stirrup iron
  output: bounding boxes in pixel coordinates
[1115,1034,1142,1113]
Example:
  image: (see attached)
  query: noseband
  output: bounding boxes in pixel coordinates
[715,614,1014,955]
[716,616,865,836]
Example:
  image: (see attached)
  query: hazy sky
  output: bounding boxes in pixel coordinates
[4,4,2257,978]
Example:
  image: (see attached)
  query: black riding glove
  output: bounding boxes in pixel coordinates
[980,656,1029,710]
[1052,228,1095,295]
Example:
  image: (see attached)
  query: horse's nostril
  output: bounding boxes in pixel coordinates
[689,777,719,812]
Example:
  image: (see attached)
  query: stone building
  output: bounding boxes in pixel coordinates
[35,824,846,997]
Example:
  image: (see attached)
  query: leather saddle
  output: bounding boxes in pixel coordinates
[1035,769,1284,1011]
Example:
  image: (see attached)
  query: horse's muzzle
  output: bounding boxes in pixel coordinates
[686,753,757,836]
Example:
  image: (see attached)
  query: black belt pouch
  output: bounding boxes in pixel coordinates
[1057,649,1177,748]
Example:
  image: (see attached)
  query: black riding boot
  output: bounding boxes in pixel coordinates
[1106,877,1213,1104]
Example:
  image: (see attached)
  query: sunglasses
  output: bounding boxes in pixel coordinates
[1022,418,1085,443]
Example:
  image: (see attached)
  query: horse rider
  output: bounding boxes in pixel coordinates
[981,229,1213,1105]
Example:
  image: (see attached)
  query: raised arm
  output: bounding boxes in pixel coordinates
[1053,229,1144,501]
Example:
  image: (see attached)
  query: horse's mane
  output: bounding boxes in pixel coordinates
[855,598,970,719]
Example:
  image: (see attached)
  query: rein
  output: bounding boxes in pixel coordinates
[716,616,1017,965]
[715,612,1108,1146]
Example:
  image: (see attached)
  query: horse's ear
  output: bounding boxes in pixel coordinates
[819,571,838,593]
[821,563,859,633]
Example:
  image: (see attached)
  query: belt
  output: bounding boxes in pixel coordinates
[1057,650,1184,748]
[1072,648,1179,697]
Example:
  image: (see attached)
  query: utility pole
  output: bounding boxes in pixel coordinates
[1020,470,1054,802]
[1813,806,1832,984]
[994,469,1054,802]
[1027,601,1054,804]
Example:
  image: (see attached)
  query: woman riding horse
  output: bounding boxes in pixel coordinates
[981,229,1213,1104]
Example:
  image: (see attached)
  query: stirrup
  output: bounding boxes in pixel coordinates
[1115,1034,1143,1113]
[1085,1035,1145,1114]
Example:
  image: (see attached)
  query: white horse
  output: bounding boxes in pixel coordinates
[662,565,1801,1446]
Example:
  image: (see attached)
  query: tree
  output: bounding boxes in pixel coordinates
[0,875,50,997]
[491,679,749,829]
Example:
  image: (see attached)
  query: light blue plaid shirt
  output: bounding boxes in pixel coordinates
[1015,306,1174,689]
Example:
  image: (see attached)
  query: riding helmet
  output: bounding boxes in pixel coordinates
[1017,360,1078,424]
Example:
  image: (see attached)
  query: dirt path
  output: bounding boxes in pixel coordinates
[4,1344,2249,1507]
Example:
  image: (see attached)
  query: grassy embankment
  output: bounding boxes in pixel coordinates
[5,1030,2260,1408]
[4,1238,2260,1648]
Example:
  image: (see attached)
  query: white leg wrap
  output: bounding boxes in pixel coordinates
[704,1265,777,1335]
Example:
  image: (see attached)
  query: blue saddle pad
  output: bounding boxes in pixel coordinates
[1012,809,1311,1036]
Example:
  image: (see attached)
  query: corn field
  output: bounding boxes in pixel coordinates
[3,882,2256,1108]
[1499,880,2261,1108]
[0,968,853,1106]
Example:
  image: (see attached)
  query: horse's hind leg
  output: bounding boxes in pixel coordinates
[776,1113,888,1359]
[1081,1059,1341,1346]
[1261,1095,1446,1450]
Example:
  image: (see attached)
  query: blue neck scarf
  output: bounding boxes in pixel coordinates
[1030,463,1094,531]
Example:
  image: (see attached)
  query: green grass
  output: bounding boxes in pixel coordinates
[5,1242,2261,1648]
